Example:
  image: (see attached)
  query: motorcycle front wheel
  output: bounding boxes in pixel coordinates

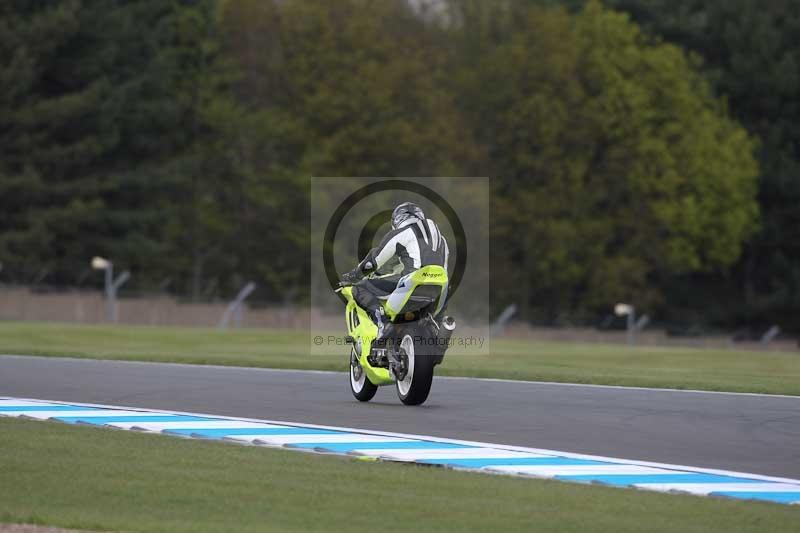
[350,348,377,401]
[396,333,435,405]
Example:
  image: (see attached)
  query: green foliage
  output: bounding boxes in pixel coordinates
[0,0,105,281]
[461,1,758,319]
[0,1,215,286]
[607,0,800,327]
[209,0,476,300]
[0,0,767,327]
[242,0,474,177]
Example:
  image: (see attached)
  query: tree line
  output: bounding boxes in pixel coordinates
[1,0,794,332]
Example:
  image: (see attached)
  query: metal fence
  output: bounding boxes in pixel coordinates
[1,285,796,352]
[0,286,306,329]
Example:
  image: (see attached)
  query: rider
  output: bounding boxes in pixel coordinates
[340,202,449,343]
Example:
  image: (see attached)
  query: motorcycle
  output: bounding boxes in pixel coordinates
[336,264,456,405]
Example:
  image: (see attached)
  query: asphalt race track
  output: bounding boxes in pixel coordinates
[1,354,798,478]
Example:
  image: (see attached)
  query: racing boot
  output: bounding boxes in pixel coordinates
[372,307,388,347]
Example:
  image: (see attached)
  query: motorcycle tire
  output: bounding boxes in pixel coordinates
[350,348,378,402]
[396,333,435,406]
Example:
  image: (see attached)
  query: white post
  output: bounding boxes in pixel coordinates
[105,262,114,322]
[761,325,780,344]
[627,307,636,346]
[219,282,257,329]
[491,304,518,337]
[615,303,636,346]
[92,257,130,323]
[110,270,131,323]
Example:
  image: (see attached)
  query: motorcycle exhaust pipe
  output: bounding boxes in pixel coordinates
[439,315,456,342]
[432,316,456,366]
[442,315,456,332]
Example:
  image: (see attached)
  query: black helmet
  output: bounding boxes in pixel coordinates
[391,202,425,229]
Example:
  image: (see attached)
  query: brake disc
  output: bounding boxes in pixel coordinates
[350,350,363,380]
[394,350,408,381]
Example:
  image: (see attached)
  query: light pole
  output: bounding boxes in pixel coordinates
[615,303,635,346]
[91,256,130,323]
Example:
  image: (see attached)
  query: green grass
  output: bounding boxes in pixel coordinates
[1,321,799,395]
[1,418,798,533]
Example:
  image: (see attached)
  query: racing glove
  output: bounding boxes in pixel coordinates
[340,269,362,285]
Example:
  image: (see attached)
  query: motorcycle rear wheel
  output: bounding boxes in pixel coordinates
[350,348,378,402]
[396,334,435,406]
